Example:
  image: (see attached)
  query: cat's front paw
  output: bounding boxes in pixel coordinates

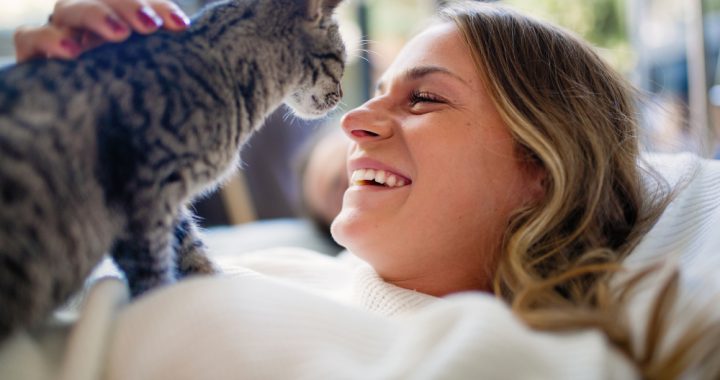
[177,253,219,277]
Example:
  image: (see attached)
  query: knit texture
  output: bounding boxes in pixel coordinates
[622,154,720,361]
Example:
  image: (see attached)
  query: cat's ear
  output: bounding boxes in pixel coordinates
[302,0,322,22]
[321,0,343,15]
[302,0,343,22]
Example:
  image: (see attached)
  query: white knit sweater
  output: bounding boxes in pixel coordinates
[0,153,717,380]
[0,250,636,380]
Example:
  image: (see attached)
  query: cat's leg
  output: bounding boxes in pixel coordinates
[111,214,177,298]
[173,206,219,277]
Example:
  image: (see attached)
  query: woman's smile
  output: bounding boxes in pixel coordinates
[343,157,412,210]
[347,157,412,188]
[350,169,408,188]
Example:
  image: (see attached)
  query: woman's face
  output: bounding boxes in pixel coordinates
[331,23,542,296]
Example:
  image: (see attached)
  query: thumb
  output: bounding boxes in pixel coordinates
[14,25,83,63]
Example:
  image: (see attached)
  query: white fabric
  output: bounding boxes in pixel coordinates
[623,153,720,362]
[0,252,637,380]
[1,153,719,379]
[0,278,128,380]
[215,248,438,316]
[632,153,720,271]
[103,274,636,380]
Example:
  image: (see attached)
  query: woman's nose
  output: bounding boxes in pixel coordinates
[340,99,394,142]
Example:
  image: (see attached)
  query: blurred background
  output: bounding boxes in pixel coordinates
[0,0,719,246]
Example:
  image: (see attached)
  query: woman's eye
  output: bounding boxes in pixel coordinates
[409,90,444,107]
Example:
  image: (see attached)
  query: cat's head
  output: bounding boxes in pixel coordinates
[283,0,346,119]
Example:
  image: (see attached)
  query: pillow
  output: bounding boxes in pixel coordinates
[623,153,720,355]
[629,153,720,276]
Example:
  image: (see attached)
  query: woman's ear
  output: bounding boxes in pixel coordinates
[521,156,548,204]
[528,166,547,203]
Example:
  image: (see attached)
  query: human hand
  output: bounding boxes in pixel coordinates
[13,0,191,63]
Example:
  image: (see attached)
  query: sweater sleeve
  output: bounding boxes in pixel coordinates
[105,275,636,380]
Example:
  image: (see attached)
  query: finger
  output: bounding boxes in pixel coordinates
[103,0,165,35]
[52,0,132,42]
[78,30,108,51]
[147,0,191,31]
[14,26,83,63]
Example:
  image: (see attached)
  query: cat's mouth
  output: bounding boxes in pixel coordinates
[287,89,342,119]
[311,91,341,112]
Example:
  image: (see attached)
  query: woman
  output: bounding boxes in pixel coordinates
[8,1,719,379]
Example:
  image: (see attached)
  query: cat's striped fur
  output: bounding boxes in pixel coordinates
[0,0,345,340]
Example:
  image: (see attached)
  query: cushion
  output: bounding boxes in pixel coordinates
[630,153,720,280]
[624,153,720,355]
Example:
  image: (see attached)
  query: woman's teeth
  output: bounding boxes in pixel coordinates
[351,169,407,187]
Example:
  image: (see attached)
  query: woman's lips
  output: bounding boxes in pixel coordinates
[347,158,412,188]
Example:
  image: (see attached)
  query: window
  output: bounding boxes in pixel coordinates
[0,0,55,64]
[503,0,720,156]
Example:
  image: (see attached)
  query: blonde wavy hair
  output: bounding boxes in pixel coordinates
[441,2,719,378]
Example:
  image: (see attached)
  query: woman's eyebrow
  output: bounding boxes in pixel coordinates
[375,65,469,94]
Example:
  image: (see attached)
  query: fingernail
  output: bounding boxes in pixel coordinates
[60,39,81,55]
[106,15,128,34]
[137,6,163,29]
[170,12,190,28]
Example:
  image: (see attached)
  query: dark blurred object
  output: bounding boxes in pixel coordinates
[192,192,229,226]
[712,49,720,158]
[193,107,327,226]
[241,108,326,220]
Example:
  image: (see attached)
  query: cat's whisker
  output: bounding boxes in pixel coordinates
[357,48,379,56]
[282,109,297,124]
[329,104,349,116]
[354,55,370,64]
[349,47,380,63]
[336,100,350,111]
[358,38,377,45]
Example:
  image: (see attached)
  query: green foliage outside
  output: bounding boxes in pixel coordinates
[708,0,720,12]
[366,0,436,40]
[361,0,720,74]
[505,0,627,46]
[502,0,633,72]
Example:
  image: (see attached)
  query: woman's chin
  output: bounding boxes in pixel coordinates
[329,211,357,251]
[331,210,378,255]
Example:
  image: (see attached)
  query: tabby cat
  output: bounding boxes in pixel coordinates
[0,0,345,340]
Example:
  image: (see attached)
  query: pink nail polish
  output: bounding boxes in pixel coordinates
[170,12,190,28]
[60,39,81,55]
[106,15,128,34]
[137,7,163,29]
